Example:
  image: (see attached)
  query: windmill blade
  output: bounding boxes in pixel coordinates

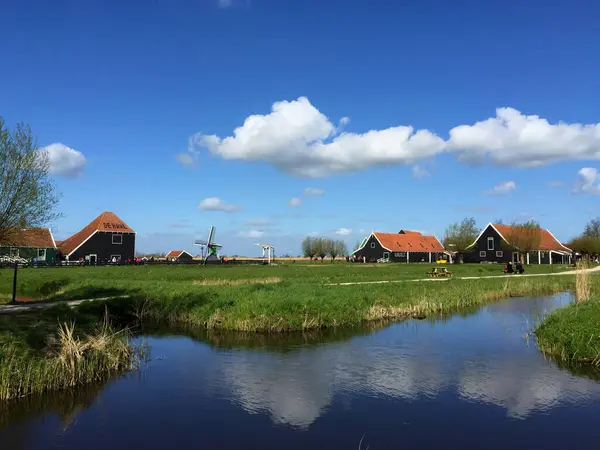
[207,226,215,246]
[194,240,208,246]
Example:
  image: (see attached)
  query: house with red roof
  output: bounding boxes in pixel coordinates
[165,250,193,262]
[352,230,447,263]
[0,228,58,262]
[463,223,572,265]
[58,212,135,264]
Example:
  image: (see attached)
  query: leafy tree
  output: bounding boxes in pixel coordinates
[0,118,61,244]
[502,220,542,264]
[301,236,317,259]
[583,217,600,239]
[443,217,479,261]
[315,237,330,261]
[569,235,600,257]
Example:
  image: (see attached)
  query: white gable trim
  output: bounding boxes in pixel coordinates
[545,229,573,253]
[65,230,99,257]
[465,223,508,250]
[372,233,393,252]
[48,228,57,249]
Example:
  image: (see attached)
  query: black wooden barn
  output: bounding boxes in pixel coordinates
[58,212,136,264]
[352,231,447,263]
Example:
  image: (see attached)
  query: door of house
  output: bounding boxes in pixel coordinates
[512,252,520,263]
[89,254,97,265]
[383,252,390,260]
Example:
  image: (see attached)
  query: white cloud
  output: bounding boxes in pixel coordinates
[335,227,352,236]
[412,165,430,179]
[304,187,325,196]
[197,197,241,212]
[487,181,516,195]
[40,143,86,178]
[288,197,302,207]
[188,97,446,177]
[244,218,273,227]
[448,107,600,167]
[187,100,600,177]
[573,167,600,195]
[176,153,195,166]
[238,230,264,238]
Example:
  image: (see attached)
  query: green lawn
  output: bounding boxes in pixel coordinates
[0,262,574,304]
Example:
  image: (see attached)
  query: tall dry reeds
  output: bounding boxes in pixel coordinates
[576,258,591,303]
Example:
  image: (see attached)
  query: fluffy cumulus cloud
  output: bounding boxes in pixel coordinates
[288,197,302,207]
[448,107,600,167]
[304,187,325,196]
[188,97,446,177]
[412,165,430,179]
[185,99,600,177]
[487,181,516,195]
[335,227,352,236]
[40,143,86,178]
[573,167,600,195]
[197,197,241,212]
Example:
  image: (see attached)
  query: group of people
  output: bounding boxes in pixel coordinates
[504,261,525,274]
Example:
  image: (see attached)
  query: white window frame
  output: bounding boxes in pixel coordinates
[487,237,494,251]
[383,252,390,259]
[10,248,19,257]
[38,248,46,259]
[370,242,376,248]
[112,234,123,245]
[110,254,121,262]
[479,251,487,257]
[496,251,503,258]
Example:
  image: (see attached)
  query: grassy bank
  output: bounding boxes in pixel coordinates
[0,306,144,401]
[0,263,573,304]
[70,275,576,332]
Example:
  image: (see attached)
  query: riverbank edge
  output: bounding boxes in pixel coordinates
[535,298,600,366]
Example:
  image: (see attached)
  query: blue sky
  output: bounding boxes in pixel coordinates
[2,0,600,256]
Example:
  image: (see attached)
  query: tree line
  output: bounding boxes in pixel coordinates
[301,236,348,261]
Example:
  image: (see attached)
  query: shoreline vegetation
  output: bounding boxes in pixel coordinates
[0,263,598,401]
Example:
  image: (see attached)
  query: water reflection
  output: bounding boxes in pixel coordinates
[3,293,600,450]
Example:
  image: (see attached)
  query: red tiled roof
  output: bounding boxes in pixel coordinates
[398,230,422,235]
[59,212,134,257]
[373,232,445,252]
[492,223,571,252]
[0,228,56,248]
[166,250,184,258]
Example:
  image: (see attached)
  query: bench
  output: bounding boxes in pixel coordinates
[427,267,453,278]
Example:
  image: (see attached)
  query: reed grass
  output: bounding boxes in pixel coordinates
[0,310,144,401]
[576,258,591,302]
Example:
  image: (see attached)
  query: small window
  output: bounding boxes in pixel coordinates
[370,242,376,248]
[112,234,123,245]
[110,255,121,262]
[479,251,487,257]
[496,251,503,257]
[383,252,390,259]
[38,249,46,259]
[487,237,494,251]
[10,248,19,257]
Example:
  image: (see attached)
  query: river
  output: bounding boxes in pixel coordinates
[2,292,600,449]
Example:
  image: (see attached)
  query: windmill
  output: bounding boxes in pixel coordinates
[194,226,223,265]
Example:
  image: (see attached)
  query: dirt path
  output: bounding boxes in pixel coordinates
[0,296,131,315]
[326,265,600,286]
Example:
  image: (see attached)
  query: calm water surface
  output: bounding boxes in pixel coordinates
[3,293,600,450]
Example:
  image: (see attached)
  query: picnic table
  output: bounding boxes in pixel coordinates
[426,267,453,278]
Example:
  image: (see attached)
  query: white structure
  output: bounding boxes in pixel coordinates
[255,243,275,264]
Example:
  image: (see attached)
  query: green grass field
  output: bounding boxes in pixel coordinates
[0,262,573,304]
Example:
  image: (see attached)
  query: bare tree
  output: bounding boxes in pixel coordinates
[328,239,348,261]
[314,237,329,261]
[503,220,542,264]
[583,217,600,239]
[301,236,317,259]
[0,118,61,244]
[443,217,479,262]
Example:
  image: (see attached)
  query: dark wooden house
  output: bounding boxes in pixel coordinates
[0,228,58,263]
[58,212,135,264]
[463,223,572,265]
[166,250,194,262]
[352,231,447,263]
